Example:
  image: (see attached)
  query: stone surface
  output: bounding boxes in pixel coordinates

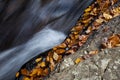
[46,16,120,80]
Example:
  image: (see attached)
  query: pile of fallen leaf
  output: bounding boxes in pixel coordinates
[102,34,120,49]
[16,0,120,80]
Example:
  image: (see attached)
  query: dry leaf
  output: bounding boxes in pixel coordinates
[37,69,43,76]
[21,69,29,76]
[30,69,38,76]
[86,26,92,34]
[58,43,67,48]
[85,6,92,12]
[55,49,65,55]
[96,18,104,24]
[35,57,42,63]
[16,72,19,77]
[101,34,120,48]
[23,77,30,80]
[66,49,75,54]
[103,13,112,20]
[53,52,59,61]
[82,17,92,24]
[78,41,83,46]
[89,50,99,55]
[39,62,46,68]
[79,35,88,43]
[75,58,83,64]
[115,44,120,47]
[43,68,49,76]
[65,38,71,44]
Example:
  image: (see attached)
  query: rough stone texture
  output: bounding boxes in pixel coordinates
[46,16,120,80]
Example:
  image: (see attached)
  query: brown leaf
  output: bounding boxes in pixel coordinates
[43,68,49,76]
[53,52,59,61]
[65,38,71,44]
[66,49,75,54]
[23,77,30,80]
[21,69,29,76]
[103,13,112,20]
[30,69,38,76]
[108,34,120,47]
[36,69,43,76]
[79,35,88,43]
[89,50,99,55]
[82,17,92,24]
[57,43,67,48]
[55,49,65,55]
[115,44,120,47]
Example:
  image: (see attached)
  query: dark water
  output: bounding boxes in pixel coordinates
[0,0,94,80]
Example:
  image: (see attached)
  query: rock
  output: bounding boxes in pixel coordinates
[46,15,120,80]
[60,57,74,70]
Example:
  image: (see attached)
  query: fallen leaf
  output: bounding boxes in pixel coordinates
[53,52,59,61]
[75,58,83,64]
[55,49,65,55]
[66,49,75,54]
[96,18,104,24]
[85,6,92,12]
[103,13,112,20]
[23,77,30,80]
[89,50,99,55]
[21,69,29,76]
[35,57,42,63]
[16,72,19,77]
[39,62,46,68]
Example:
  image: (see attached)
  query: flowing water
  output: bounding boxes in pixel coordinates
[0,0,94,80]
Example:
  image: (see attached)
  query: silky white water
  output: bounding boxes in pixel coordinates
[0,28,66,80]
[0,0,94,80]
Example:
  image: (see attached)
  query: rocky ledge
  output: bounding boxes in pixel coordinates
[47,16,120,80]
